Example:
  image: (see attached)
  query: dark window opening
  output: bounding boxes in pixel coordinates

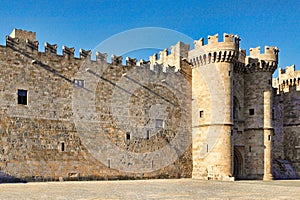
[272,109,275,120]
[126,132,130,140]
[146,130,150,140]
[206,144,209,152]
[107,159,111,168]
[18,89,27,105]
[268,135,271,141]
[200,110,204,118]
[233,106,237,120]
[268,79,271,85]
[61,142,65,152]
[249,146,252,152]
[228,71,231,76]
[249,109,255,115]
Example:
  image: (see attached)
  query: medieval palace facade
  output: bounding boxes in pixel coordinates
[0,29,299,182]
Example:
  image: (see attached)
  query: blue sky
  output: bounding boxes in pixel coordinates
[0,0,299,75]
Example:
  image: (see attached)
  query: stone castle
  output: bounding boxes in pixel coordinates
[0,29,299,182]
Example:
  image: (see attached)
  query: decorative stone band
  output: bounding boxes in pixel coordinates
[190,50,238,67]
[244,60,277,74]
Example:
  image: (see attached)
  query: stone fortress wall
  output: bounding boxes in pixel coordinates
[272,65,300,178]
[0,29,299,182]
[0,29,192,182]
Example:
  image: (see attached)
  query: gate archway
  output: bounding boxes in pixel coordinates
[233,147,243,179]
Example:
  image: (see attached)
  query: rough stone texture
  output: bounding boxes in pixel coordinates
[0,29,299,182]
[0,29,192,182]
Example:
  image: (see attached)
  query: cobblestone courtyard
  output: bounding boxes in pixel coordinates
[0,179,299,199]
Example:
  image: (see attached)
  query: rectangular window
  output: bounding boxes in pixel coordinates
[61,142,65,152]
[126,132,130,140]
[249,146,252,152]
[155,119,164,128]
[18,89,27,105]
[249,109,254,115]
[74,79,84,88]
[200,110,204,118]
[268,135,271,141]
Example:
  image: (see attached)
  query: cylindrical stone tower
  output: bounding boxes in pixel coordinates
[189,33,240,181]
[244,46,279,180]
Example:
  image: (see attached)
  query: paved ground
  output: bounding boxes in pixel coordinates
[0,179,300,199]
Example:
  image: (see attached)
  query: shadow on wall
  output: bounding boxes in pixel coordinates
[273,159,297,179]
[0,170,27,183]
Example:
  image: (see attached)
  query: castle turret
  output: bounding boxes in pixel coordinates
[190,33,240,180]
[244,46,279,180]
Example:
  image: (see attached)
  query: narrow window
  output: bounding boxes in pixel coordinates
[228,71,231,76]
[126,132,130,140]
[249,109,255,115]
[249,146,252,152]
[146,130,150,140]
[107,159,111,168]
[200,110,204,118]
[268,79,271,85]
[272,109,275,120]
[61,142,65,152]
[206,144,209,152]
[74,79,84,88]
[18,89,27,105]
[268,135,271,141]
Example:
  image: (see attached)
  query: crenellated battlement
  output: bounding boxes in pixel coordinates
[248,46,279,63]
[1,29,284,78]
[80,49,91,59]
[62,45,75,59]
[273,65,300,93]
[45,42,57,54]
[126,57,137,66]
[10,28,36,41]
[193,33,240,48]
[244,46,279,74]
[149,41,190,69]
[188,33,240,67]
